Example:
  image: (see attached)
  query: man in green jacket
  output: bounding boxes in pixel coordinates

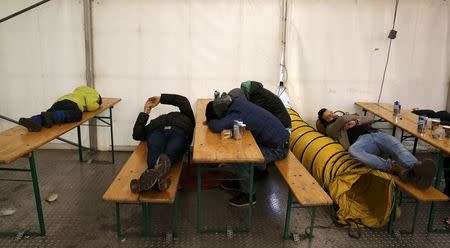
[19,86,102,132]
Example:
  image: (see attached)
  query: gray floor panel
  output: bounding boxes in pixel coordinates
[0,150,448,247]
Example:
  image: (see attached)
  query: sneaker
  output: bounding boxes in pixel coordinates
[228,193,256,207]
[130,169,159,193]
[155,154,171,179]
[19,118,42,132]
[154,154,171,191]
[220,180,240,191]
[41,112,53,128]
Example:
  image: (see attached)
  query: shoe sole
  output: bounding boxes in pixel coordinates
[154,154,171,191]
[130,170,159,193]
[228,200,256,208]
[19,118,42,132]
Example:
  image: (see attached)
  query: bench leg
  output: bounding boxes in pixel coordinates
[388,186,399,235]
[196,165,203,233]
[29,153,46,236]
[306,207,317,239]
[246,165,254,231]
[115,203,121,237]
[109,107,115,164]
[77,126,83,162]
[427,153,449,233]
[173,193,180,237]
[142,203,151,237]
[283,190,293,239]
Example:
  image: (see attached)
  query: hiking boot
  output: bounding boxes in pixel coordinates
[130,169,159,193]
[220,180,240,191]
[228,193,256,207]
[154,154,171,191]
[41,112,53,128]
[388,162,405,176]
[413,159,437,189]
[400,160,437,189]
[19,118,42,132]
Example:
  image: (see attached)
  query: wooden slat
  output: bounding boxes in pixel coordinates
[103,142,183,204]
[139,161,182,204]
[355,102,450,155]
[392,177,449,202]
[0,98,121,164]
[275,151,333,207]
[192,99,264,164]
[102,142,147,203]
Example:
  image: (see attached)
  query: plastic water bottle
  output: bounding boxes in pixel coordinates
[214,90,220,99]
[393,101,401,116]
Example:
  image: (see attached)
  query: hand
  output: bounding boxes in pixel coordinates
[344,120,357,130]
[144,100,152,114]
[149,96,160,107]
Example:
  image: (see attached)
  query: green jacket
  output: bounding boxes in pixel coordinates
[57,86,101,112]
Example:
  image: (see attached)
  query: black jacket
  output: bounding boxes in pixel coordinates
[132,94,195,143]
[245,81,291,128]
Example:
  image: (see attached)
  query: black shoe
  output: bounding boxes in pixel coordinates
[19,118,42,132]
[41,112,53,128]
[154,154,171,191]
[130,169,159,193]
[220,180,240,191]
[228,193,256,207]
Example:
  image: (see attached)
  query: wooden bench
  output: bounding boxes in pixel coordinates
[388,176,449,234]
[0,97,120,236]
[102,142,183,239]
[275,151,333,240]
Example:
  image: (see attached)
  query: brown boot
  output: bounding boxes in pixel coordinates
[412,159,437,189]
[388,162,406,176]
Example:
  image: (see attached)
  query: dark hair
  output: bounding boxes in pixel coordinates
[317,108,328,125]
[205,101,218,122]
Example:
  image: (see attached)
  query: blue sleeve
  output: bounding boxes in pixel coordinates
[207,113,239,133]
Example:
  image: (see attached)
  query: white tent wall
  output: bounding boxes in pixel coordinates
[285,0,450,125]
[0,0,87,147]
[93,0,283,150]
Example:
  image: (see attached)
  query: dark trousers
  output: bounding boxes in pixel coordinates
[146,128,189,169]
[47,100,82,123]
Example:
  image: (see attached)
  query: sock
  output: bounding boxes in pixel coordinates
[51,111,65,124]
[31,115,43,125]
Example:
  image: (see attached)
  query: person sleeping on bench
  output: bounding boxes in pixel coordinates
[205,90,289,207]
[18,86,102,132]
[317,108,436,189]
[130,94,194,193]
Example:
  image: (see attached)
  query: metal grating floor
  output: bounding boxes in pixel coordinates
[0,149,448,247]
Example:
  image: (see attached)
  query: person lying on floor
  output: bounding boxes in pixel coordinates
[130,94,194,193]
[19,86,102,132]
[205,90,289,207]
[317,108,436,189]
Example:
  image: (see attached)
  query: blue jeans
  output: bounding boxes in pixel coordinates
[235,146,289,194]
[146,128,189,169]
[348,131,417,172]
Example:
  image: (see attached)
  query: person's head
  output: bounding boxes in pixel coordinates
[318,108,337,125]
[205,101,218,122]
[205,93,233,121]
